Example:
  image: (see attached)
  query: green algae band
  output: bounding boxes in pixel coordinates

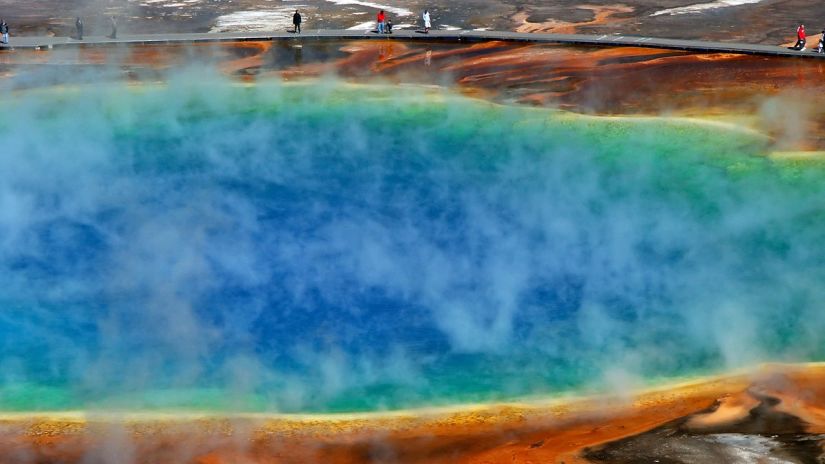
[0,80,820,413]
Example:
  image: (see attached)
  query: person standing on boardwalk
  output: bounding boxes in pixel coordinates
[793,24,806,50]
[109,16,117,39]
[422,9,431,34]
[0,20,8,45]
[293,10,301,34]
[377,10,386,34]
[76,17,84,40]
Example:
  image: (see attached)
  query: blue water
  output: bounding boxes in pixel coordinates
[0,81,824,412]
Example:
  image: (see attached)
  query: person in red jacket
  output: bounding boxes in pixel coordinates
[377,10,386,34]
[793,24,807,50]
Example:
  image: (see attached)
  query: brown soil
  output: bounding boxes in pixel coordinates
[513,5,635,34]
[4,39,825,151]
[6,364,825,463]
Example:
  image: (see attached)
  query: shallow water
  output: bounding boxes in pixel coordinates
[0,79,824,413]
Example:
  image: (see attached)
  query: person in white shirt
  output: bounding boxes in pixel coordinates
[422,10,431,33]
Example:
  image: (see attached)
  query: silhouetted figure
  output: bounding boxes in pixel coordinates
[293,10,301,34]
[75,17,83,40]
[422,9,431,33]
[0,20,8,45]
[386,19,393,34]
[109,16,117,39]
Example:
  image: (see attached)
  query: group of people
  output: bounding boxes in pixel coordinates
[0,8,434,45]
[0,16,116,44]
[72,16,118,40]
[792,24,825,53]
[376,9,431,34]
[376,10,392,34]
[290,8,433,35]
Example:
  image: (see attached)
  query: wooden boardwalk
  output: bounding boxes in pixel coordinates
[0,29,820,59]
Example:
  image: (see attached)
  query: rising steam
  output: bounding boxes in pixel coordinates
[0,72,823,413]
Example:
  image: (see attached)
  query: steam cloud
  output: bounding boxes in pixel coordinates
[0,70,823,414]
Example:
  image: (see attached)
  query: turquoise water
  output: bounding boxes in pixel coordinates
[1,80,824,413]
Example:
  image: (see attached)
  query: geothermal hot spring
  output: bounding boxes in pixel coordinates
[1,75,825,415]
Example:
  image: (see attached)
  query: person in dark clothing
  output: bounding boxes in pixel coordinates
[76,17,84,40]
[293,10,302,34]
[386,19,393,34]
[0,20,8,45]
[109,16,117,39]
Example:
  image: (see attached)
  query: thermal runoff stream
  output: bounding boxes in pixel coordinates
[2,78,825,414]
